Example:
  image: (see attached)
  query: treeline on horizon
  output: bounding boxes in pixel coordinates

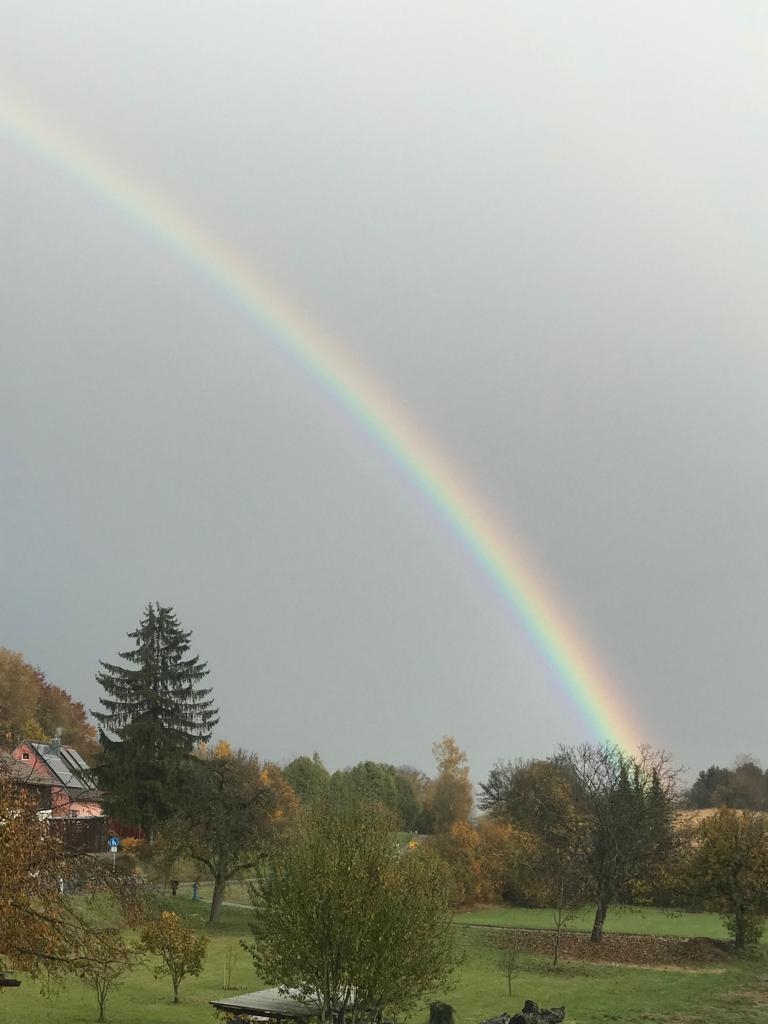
[4,610,768,1024]
[3,607,768,953]
[1,643,764,816]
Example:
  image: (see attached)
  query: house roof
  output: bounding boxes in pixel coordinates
[66,789,103,804]
[0,748,53,788]
[210,988,321,1019]
[19,741,101,799]
[32,741,89,789]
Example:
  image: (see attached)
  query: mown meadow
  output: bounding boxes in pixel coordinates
[6,894,768,1024]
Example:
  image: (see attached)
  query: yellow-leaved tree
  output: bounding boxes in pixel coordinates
[140,910,208,1002]
[0,767,140,983]
[426,737,473,834]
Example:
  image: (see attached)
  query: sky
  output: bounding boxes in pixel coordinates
[2,2,767,785]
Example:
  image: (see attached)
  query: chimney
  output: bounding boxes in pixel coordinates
[50,727,63,752]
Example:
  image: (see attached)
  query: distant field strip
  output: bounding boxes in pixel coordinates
[453,905,735,940]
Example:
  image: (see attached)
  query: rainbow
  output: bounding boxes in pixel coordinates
[1,94,642,753]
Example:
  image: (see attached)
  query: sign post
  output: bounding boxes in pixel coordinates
[108,835,120,872]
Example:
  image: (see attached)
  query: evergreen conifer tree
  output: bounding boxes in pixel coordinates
[93,603,218,835]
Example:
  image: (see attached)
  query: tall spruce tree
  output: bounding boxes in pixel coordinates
[93,603,218,835]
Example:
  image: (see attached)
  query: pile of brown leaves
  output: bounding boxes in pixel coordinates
[500,928,730,966]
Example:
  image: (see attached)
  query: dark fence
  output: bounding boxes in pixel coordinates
[49,815,107,853]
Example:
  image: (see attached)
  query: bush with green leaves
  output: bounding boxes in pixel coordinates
[680,808,768,951]
[248,798,456,1024]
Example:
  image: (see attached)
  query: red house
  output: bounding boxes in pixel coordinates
[12,736,103,818]
[0,748,53,812]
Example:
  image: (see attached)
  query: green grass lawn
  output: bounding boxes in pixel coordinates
[454,904,737,940]
[205,879,252,906]
[7,899,768,1024]
[204,888,740,943]
[5,900,258,1024]
[430,927,768,1024]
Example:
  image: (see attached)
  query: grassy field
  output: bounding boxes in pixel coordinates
[5,900,257,1024]
[209,886,749,944]
[6,899,768,1024]
[454,903,737,940]
[434,927,768,1024]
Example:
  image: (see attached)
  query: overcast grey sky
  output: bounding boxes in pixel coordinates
[2,2,767,783]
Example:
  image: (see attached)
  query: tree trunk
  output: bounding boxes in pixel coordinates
[97,983,108,1022]
[209,876,226,923]
[590,897,608,943]
[733,908,746,952]
[552,877,565,967]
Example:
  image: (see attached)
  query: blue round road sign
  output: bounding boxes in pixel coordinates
[108,836,120,850]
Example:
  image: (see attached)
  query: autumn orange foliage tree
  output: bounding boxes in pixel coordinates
[0,647,98,758]
[0,768,139,980]
[433,818,535,905]
[0,771,69,975]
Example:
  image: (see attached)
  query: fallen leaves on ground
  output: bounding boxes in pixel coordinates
[499,928,731,967]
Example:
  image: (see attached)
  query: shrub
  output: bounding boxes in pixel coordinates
[140,911,208,1002]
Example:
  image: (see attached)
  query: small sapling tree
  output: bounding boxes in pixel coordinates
[491,930,519,996]
[75,928,141,1022]
[140,911,208,1002]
